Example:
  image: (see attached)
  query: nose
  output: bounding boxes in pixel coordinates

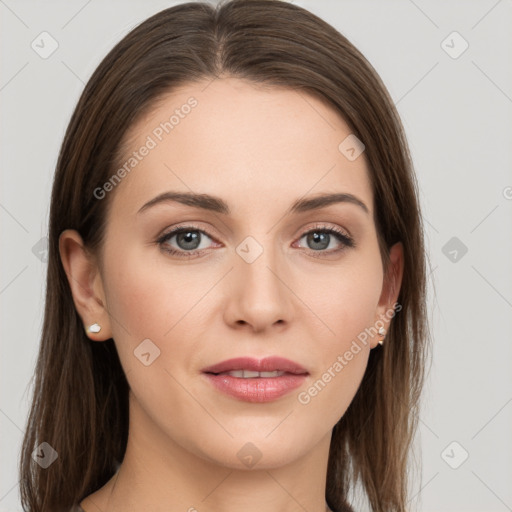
[223,242,294,333]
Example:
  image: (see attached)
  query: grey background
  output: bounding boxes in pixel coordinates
[1,0,511,511]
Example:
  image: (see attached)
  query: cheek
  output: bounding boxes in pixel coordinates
[100,239,229,407]
[296,253,383,420]
[102,240,212,340]
[99,243,207,415]
[303,249,384,346]
[326,272,382,344]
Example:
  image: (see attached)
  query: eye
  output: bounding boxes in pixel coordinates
[295,225,355,254]
[157,225,218,257]
[156,223,355,259]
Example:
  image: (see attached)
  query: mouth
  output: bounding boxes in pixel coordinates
[201,356,309,403]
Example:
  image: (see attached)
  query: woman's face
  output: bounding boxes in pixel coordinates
[81,77,401,469]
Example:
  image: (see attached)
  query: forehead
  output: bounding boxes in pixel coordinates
[108,77,373,218]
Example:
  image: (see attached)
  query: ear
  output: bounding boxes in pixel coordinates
[370,241,404,349]
[58,229,112,341]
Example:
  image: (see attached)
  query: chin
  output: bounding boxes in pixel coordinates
[188,429,318,470]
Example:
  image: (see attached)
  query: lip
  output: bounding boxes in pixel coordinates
[201,356,309,403]
[201,356,308,375]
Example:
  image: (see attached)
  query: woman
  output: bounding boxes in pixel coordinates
[19,1,430,511]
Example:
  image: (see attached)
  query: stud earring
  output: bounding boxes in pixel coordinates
[378,326,386,345]
[87,323,101,334]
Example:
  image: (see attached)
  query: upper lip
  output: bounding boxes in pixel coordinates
[202,356,309,375]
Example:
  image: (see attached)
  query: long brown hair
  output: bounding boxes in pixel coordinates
[19,1,431,511]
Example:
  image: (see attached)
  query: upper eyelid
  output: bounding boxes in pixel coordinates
[159,222,350,237]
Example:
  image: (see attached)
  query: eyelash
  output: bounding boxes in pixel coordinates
[156,223,355,258]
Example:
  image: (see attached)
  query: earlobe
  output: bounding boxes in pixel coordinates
[58,229,112,341]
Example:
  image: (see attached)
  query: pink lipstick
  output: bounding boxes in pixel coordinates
[201,356,309,403]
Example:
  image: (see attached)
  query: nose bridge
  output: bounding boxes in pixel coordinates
[237,233,284,297]
[226,232,293,330]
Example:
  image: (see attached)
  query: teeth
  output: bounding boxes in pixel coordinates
[240,370,260,378]
[225,370,244,378]
[260,371,285,377]
[224,370,286,378]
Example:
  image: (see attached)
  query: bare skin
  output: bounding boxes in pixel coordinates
[60,77,403,512]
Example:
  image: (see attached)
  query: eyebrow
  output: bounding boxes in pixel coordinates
[137,191,369,216]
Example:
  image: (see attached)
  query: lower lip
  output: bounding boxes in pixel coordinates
[203,373,308,403]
